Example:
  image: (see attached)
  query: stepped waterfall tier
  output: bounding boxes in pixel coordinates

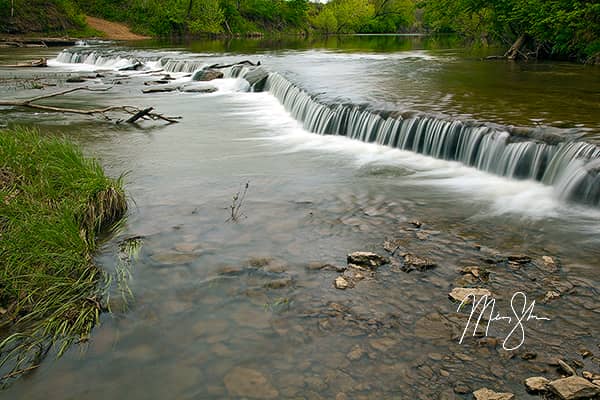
[52,49,600,207]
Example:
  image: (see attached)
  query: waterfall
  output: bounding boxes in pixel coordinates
[258,72,600,207]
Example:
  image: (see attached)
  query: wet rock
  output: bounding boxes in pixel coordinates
[264,277,293,289]
[307,262,346,272]
[346,345,365,361]
[223,367,278,399]
[383,238,404,254]
[416,231,429,240]
[409,219,422,228]
[583,371,600,381]
[473,388,514,400]
[508,254,532,264]
[453,382,471,394]
[369,337,397,352]
[335,393,349,400]
[542,255,556,264]
[578,349,593,358]
[243,67,269,91]
[521,351,537,360]
[449,287,492,303]
[66,75,86,83]
[218,265,244,275]
[524,377,550,393]
[174,242,203,252]
[347,251,389,269]
[544,290,561,303]
[144,79,171,85]
[402,253,436,272]
[335,276,350,290]
[142,86,178,93]
[192,69,224,81]
[558,359,577,376]
[180,84,217,93]
[548,376,600,399]
[459,266,489,280]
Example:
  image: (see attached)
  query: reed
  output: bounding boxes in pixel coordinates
[0,127,127,384]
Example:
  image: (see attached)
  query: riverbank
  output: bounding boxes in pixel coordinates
[0,128,126,383]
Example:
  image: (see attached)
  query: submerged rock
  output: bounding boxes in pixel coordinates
[347,251,389,269]
[473,388,515,400]
[223,367,278,399]
[548,376,600,399]
[524,377,550,393]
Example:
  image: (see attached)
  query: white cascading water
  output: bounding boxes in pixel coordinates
[50,50,600,206]
[261,72,600,207]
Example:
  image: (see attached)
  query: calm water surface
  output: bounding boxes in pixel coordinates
[0,35,599,399]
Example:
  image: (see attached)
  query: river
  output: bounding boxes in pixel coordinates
[1,35,599,399]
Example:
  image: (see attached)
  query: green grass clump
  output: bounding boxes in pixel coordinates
[0,127,126,383]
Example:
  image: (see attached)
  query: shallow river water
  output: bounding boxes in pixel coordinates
[1,35,599,399]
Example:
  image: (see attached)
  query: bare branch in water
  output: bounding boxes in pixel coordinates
[0,86,181,124]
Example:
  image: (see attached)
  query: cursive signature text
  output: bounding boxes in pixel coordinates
[457,291,550,351]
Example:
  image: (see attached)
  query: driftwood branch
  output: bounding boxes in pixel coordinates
[0,86,180,124]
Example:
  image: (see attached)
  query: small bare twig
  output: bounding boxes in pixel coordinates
[0,86,180,124]
[226,181,250,222]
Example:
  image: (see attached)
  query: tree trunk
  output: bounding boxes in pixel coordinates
[505,34,528,61]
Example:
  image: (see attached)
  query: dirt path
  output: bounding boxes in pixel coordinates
[85,16,150,41]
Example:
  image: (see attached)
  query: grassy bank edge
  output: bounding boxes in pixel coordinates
[0,127,127,383]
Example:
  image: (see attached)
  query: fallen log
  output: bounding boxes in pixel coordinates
[504,34,528,61]
[3,58,47,68]
[0,86,180,124]
[207,60,261,69]
[126,107,154,123]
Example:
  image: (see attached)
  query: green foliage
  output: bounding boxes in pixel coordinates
[0,0,86,34]
[310,0,415,34]
[420,0,600,61]
[75,0,309,36]
[0,127,127,382]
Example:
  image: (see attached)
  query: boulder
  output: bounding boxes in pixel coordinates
[524,377,550,393]
[223,367,278,399]
[549,376,600,399]
[347,251,389,269]
[473,388,515,400]
[192,68,224,81]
